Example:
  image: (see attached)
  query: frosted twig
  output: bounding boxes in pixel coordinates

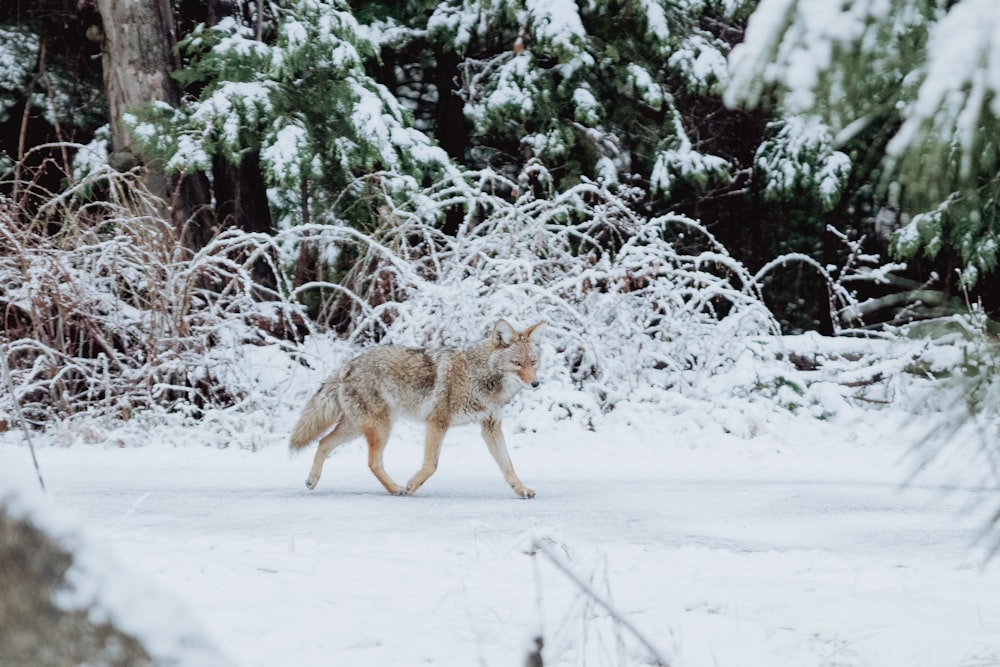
[1,345,45,492]
[529,539,670,667]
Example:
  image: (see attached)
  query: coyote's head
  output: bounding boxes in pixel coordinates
[491,319,547,388]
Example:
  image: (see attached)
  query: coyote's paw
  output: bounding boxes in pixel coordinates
[516,486,535,499]
[305,477,318,490]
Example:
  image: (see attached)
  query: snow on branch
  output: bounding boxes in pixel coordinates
[287,164,781,414]
[1,158,882,430]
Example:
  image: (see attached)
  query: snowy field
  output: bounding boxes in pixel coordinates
[3,335,1000,667]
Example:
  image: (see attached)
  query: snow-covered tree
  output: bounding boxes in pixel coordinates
[2,0,873,332]
[360,0,759,198]
[352,0,863,331]
[727,0,1000,289]
[726,0,1000,558]
[128,0,454,229]
[0,6,106,178]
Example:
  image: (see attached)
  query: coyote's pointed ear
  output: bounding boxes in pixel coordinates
[492,319,516,348]
[525,320,547,344]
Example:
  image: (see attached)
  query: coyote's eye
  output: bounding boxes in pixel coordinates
[512,360,523,367]
[530,359,538,367]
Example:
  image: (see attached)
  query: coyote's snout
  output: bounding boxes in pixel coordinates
[289,319,547,498]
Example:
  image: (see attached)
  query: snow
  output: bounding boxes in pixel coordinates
[626,63,664,110]
[668,35,730,95]
[572,86,600,124]
[476,54,540,121]
[729,0,1000,175]
[526,0,587,57]
[887,0,1000,165]
[3,335,1000,666]
[637,0,671,52]
[72,125,112,182]
[651,147,730,195]
[427,1,493,54]
[1,470,233,667]
[213,18,268,60]
[0,25,38,123]
[754,117,851,209]
[190,81,276,152]
[262,122,310,184]
[725,0,890,112]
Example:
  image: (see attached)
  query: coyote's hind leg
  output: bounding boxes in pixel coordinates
[306,420,359,490]
[364,420,404,496]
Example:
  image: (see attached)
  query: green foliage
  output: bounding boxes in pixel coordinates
[411,0,757,193]
[728,0,1000,287]
[343,0,876,331]
[126,1,452,227]
[0,24,39,124]
[751,374,806,413]
[0,19,106,174]
[754,117,850,212]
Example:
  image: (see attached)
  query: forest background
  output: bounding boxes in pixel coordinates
[1,0,999,428]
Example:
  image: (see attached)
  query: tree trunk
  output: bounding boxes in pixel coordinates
[205,0,276,291]
[96,0,175,192]
[434,45,468,162]
[212,151,276,291]
[95,0,213,247]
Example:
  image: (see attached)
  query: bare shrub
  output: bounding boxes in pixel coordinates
[288,166,781,407]
[2,156,874,429]
[0,161,306,426]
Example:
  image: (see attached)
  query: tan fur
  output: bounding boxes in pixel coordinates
[289,319,547,498]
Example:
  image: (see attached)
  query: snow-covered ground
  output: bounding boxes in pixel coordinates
[3,337,1000,667]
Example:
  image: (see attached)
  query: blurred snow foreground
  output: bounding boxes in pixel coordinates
[0,471,233,667]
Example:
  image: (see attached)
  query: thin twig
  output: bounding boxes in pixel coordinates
[1,345,46,493]
[38,37,73,179]
[529,539,670,667]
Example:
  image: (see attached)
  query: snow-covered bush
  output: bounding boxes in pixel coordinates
[2,156,889,432]
[288,163,781,411]
[0,165,306,427]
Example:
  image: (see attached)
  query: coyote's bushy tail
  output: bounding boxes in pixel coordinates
[289,384,341,450]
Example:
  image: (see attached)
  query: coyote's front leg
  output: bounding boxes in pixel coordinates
[405,419,448,496]
[481,417,534,499]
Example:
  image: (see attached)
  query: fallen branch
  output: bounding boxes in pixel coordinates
[528,538,670,667]
[1,345,45,492]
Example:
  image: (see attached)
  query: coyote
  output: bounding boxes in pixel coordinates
[289,319,547,498]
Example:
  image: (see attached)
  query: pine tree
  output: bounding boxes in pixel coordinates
[359,0,758,198]
[727,0,1000,291]
[351,0,861,330]
[127,0,454,229]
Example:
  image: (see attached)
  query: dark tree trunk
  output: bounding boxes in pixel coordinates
[95,0,213,249]
[212,151,276,291]
[433,46,467,235]
[433,45,468,161]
